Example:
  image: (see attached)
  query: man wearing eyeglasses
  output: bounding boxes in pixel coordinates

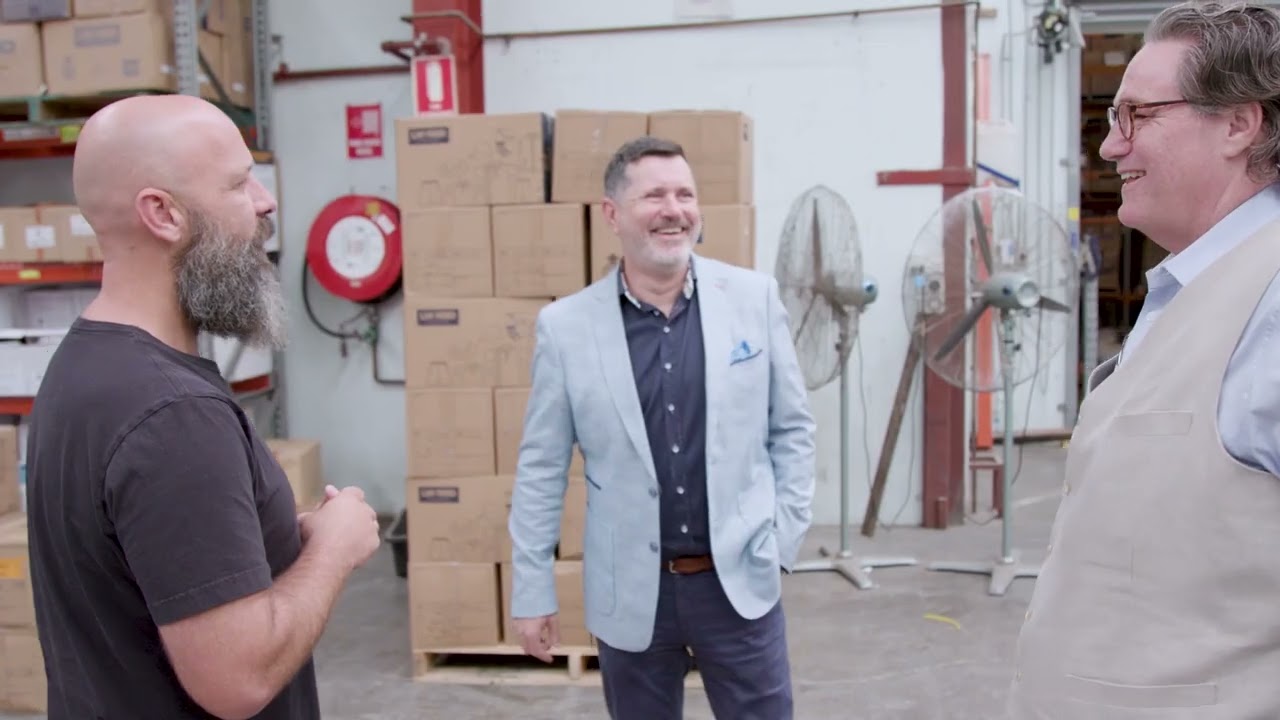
[1007,1,1280,718]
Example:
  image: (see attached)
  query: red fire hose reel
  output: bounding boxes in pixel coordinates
[305,194,403,304]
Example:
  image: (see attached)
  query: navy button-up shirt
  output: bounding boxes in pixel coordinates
[618,261,710,561]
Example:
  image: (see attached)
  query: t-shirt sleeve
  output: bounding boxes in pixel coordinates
[103,396,274,626]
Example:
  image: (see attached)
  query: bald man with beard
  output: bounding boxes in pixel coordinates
[23,95,381,720]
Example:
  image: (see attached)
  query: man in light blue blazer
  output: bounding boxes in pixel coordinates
[507,136,817,719]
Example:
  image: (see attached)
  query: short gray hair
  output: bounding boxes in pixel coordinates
[602,136,686,199]
[1146,0,1280,182]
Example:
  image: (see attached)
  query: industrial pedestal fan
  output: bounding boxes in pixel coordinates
[775,185,918,590]
[903,185,1077,595]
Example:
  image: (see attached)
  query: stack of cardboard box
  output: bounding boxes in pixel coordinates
[0,0,254,105]
[393,110,588,655]
[0,425,44,714]
[392,107,755,660]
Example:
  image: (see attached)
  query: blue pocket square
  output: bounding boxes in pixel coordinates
[729,340,761,365]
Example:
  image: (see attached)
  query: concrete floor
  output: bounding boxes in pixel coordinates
[3,443,1068,719]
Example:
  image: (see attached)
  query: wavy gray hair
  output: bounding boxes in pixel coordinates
[1146,1,1280,183]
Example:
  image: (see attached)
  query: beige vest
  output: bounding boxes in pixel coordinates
[1008,218,1280,719]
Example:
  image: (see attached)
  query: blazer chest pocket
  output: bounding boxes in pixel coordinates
[1110,410,1193,437]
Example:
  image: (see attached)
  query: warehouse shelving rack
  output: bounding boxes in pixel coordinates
[0,0,288,438]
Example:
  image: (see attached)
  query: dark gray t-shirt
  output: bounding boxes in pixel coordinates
[25,318,319,719]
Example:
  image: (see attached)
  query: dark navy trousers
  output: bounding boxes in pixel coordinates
[596,568,793,719]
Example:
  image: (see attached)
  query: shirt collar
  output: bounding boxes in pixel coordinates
[1153,182,1280,290]
[617,256,697,309]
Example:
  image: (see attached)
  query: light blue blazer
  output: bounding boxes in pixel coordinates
[507,255,817,652]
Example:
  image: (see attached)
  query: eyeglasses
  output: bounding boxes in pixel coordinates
[1107,100,1189,140]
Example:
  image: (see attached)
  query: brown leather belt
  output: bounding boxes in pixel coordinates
[667,555,714,574]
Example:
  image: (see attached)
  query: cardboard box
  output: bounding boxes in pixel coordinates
[0,22,43,98]
[0,0,69,21]
[491,204,588,298]
[36,205,100,263]
[408,562,501,649]
[41,12,228,100]
[405,476,510,563]
[0,207,55,264]
[405,388,495,479]
[0,429,16,519]
[551,110,649,203]
[41,12,172,95]
[73,0,165,16]
[0,628,45,713]
[500,561,591,646]
[395,113,550,209]
[401,207,493,297]
[401,296,546,388]
[0,514,33,630]
[647,110,753,205]
[218,0,253,107]
[585,204,620,282]
[264,438,323,508]
[697,204,755,269]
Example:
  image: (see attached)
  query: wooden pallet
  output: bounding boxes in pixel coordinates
[412,644,703,687]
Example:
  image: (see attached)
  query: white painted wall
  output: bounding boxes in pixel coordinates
[270,0,414,514]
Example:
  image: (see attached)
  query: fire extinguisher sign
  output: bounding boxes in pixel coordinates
[346,103,384,159]
[412,55,458,116]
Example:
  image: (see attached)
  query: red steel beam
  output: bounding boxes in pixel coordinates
[871,10,972,529]
[926,2,970,529]
[876,167,975,186]
[411,0,484,114]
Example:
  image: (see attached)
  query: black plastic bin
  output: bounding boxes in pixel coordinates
[384,508,408,578]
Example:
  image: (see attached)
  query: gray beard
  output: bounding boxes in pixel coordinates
[173,211,287,352]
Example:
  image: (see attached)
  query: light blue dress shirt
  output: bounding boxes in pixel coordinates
[1116,183,1280,475]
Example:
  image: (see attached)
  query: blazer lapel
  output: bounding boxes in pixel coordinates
[696,259,733,451]
[590,274,657,480]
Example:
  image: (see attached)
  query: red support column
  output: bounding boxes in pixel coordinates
[411,0,485,114]
[925,2,971,529]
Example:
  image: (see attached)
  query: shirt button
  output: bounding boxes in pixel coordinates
[664,362,672,371]
[667,404,674,413]
[681,524,688,534]
[676,486,685,494]
[649,487,659,498]
[672,444,680,453]
[649,542,659,553]
[663,326,671,334]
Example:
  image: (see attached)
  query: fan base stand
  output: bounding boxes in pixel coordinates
[791,546,918,590]
[927,549,1040,596]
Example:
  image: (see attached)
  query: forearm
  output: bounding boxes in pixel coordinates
[253,545,352,692]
